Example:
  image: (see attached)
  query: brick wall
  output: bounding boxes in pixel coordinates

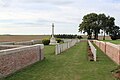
[93,40,120,64]
[99,41,106,53]
[105,42,120,64]
[0,44,44,78]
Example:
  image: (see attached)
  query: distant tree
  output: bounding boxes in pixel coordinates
[110,26,120,40]
[79,13,98,39]
[98,14,107,40]
[55,34,82,39]
[99,14,115,40]
[79,13,116,40]
[77,35,83,39]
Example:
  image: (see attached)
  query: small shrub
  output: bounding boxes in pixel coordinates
[56,38,64,43]
[42,39,50,45]
[77,36,83,39]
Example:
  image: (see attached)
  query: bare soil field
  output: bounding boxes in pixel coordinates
[0,35,50,42]
[0,35,111,42]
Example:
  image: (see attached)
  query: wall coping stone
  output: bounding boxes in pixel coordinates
[0,44,44,56]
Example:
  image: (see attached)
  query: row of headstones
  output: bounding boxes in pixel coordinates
[88,40,97,61]
[0,40,42,45]
[55,39,80,55]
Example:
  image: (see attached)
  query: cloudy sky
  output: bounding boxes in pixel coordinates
[0,0,120,35]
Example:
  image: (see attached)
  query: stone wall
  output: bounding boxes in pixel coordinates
[99,41,106,53]
[55,39,80,55]
[0,40,42,45]
[0,45,23,50]
[93,40,120,64]
[0,42,15,45]
[0,44,44,78]
[31,40,42,44]
[105,42,120,64]
[14,41,34,45]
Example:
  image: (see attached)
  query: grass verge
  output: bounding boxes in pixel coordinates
[100,40,120,44]
[4,42,117,80]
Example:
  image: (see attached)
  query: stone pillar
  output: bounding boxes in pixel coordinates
[49,23,58,45]
[52,23,54,38]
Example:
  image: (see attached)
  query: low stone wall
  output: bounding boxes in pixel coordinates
[0,40,42,45]
[93,40,120,64]
[31,40,42,44]
[14,41,34,45]
[0,44,44,78]
[106,42,120,64]
[55,39,80,55]
[0,45,23,50]
[99,41,106,53]
[0,42,15,45]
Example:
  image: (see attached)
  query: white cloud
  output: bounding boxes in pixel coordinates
[0,0,120,35]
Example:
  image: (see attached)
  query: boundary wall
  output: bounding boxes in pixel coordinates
[0,44,44,78]
[0,40,42,45]
[93,40,120,64]
[0,45,23,50]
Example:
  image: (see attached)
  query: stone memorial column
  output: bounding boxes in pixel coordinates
[49,23,58,45]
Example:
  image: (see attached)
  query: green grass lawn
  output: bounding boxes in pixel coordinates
[3,42,117,80]
[100,40,120,44]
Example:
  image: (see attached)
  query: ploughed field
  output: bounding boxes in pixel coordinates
[0,35,50,42]
[4,42,117,80]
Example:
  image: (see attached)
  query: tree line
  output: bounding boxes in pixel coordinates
[79,13,120,40]
[54,34,82,39]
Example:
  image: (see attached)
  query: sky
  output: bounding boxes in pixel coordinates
[0,0,120,35]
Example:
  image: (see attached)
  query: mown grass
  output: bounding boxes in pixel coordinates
[100,40,120,44]
[4,42,117,80]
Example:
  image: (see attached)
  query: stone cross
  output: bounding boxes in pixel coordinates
[49,23,58,45]
[52,23,54,38]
